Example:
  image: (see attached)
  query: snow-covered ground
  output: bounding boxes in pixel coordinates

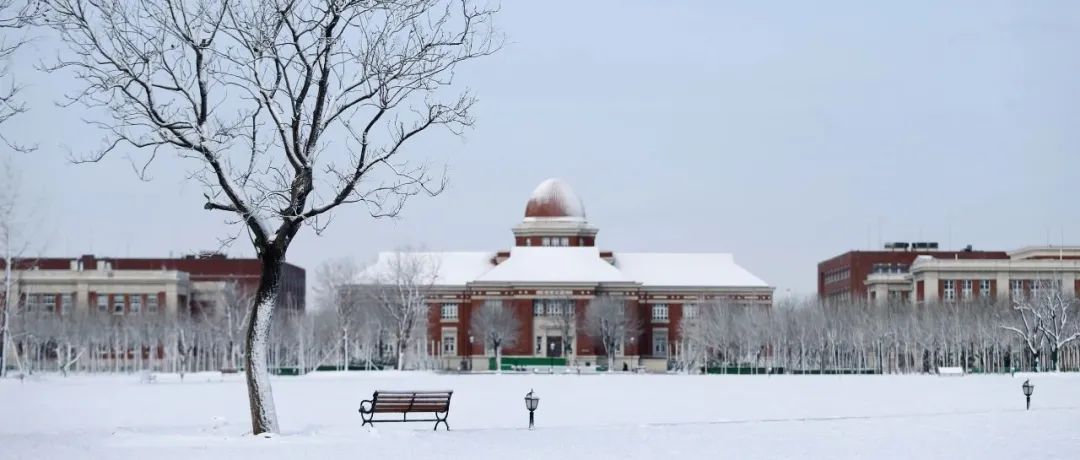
[2,371,1077,459]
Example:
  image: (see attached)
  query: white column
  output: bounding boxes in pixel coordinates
[996,272,1010,302]
[165,283,179,315]
[75,282,89,314]
[924,274,939,303]
[1062,272,1077,296]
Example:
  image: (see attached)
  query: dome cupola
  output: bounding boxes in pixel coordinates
[513,178,598,247]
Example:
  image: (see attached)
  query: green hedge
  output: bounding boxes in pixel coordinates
[489,356,567,370]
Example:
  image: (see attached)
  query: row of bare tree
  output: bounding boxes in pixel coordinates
[673,288,1080,374]
[6,273,1080,377]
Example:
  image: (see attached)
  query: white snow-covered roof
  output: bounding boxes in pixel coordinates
[358,251,496,286]
[357,249,771,289]
[524,178,586,219]
[613,253,769,288]
[475,247,628,284]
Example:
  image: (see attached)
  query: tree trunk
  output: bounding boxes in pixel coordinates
[342,329,349,371]
[244,250,283,435]
[396,337,407,371]
[1,254,11,378]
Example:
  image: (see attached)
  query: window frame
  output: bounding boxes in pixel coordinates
[440,303,459,320]
[961,280,973,300]
[60,294,72,314]
[26,294,39,312]
[651,303,669,321]
[942,280,955,301]
[1010,280,1024,299]
[441,329,457,355]
[652,329,668,356]
[41,294,56,312]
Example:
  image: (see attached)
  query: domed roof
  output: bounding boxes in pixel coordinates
[524,178,586,219]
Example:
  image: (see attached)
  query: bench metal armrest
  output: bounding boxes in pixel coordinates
[359,400,373,413]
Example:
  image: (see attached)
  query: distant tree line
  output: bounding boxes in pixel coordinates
[670,285,1080,374]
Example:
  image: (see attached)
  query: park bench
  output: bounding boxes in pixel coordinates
[937,366,964,377]
[359,390,453,431]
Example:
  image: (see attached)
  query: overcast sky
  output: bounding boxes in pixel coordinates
[4,0,1080,297]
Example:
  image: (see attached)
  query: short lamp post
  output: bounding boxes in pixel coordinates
[1022,379,1034,410]
[525,389,539,430]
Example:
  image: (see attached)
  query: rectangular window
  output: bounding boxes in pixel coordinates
[1030,279,1041,299]
[683,304,697,319]
[560,237,569,246]
[652,329,668,356]
[546,300,561,316]
[441,330,457,355]
[441,303,458,320]
[1010,280,1023,299]
[130,295,142,313]
[961,280,972,300]
[536,336,543,355]
[60,294,72,314]
[652,303,669,321]
[26,294,39,312]
[942,280,955,301]
[147,295,159,313]
[979,280,991,297]
[42,294,55,312]
[113,294,126,314]
[542,237,551,246]
[97,294,108,313]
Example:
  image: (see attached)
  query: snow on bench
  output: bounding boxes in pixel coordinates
[937,366,964,376]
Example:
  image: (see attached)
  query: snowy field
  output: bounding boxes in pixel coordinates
[2,371,1078,459]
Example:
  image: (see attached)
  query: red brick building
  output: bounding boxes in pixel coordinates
[1,253,305,316]
[818,243,1080,305]
[817,243,1008,302]
[358,178,773,371]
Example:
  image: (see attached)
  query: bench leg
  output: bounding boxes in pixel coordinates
[434,413,449,431]
[360,411,373,427]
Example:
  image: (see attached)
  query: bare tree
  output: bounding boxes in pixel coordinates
[469,299,519,373]
[315,257,362,370]
[1029,282,1080,372]
[218,281,254,371]
[368,251,438,370]
[1002,291,1048,372]
[548,296,576,364]
[583,295,640,371]
[40,0,499,434]
[0,159,39,377]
